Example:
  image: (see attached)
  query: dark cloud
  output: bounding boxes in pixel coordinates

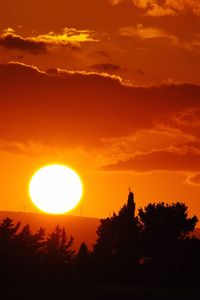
[0,28,97,54]
[100,149,200,172]
[0,34,47,54]
[90,63,122,72]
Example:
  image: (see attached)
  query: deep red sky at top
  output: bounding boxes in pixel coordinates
[0,0,200,219]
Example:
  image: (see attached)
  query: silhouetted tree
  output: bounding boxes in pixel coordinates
[77,242,90,267]
[0,218,20,242]
[44,226,75,272]
[93,201,141,281]
[77,242,91,280]
[0,218,78,283]
[138,202,197,254]
[138,202,198,283]
[14,224,45,274]
[0,198,199,287]
[0,218,20,273]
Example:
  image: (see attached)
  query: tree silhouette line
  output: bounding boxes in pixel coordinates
[0,194,199,286]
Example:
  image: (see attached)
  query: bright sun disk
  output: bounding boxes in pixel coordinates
[29,164,83,214]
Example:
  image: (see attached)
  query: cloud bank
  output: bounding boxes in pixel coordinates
[0,62,199,184]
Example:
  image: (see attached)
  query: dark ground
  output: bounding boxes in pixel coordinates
[0,283,199,300]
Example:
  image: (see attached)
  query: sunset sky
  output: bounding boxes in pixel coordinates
[0,0,200,219]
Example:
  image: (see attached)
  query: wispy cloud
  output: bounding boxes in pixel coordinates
[95,127,197,168]
[0,28,98,54]
[187,172,200,186]
[174,108,200,127]
[111,0,200,16]
[100,148,200,172]
[119,24,177,42]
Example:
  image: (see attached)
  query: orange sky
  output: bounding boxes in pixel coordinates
[0,0,200,219]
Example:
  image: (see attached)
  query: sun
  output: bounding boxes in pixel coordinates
[29,164,83,214]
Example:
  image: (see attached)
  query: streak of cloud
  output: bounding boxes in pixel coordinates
[0,28,98,54]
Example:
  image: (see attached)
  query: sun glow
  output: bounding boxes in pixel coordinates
[29,164,83,214]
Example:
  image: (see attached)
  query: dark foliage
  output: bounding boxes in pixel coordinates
[93,201,198,284]
[0,219,74,282]
[77,242,90,267]
[137,202,198,284]
[93,204,141,281]
[44,225,75,272]
[0,200,199,287]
